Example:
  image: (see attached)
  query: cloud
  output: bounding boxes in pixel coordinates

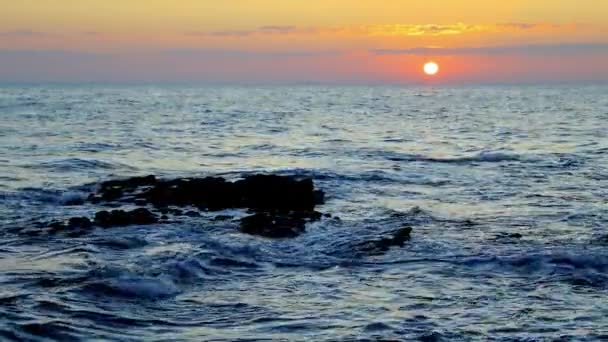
[0,30,105,38]
[204,30,255,37]
[162,48,343,58]
[0,30,50,37]
[371,43,608,56]
[364,23,486,36]
[258,26,297,34]
[365,23,576,36]
[498,23,540,30]
[0,49,108,59]
[188,25,301,37]
[186,22,574,39]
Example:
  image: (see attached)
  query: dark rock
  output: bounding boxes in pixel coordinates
[235,175,321,211]
[45,217,92,234]
[100,175,157,192]
[141,177,237,209]
[47,221,68,233]
[240,212,307,238]
[62,174,330,238]
[94,208,158,228]
[91,174,325,213]
[357,227,412,255]
[100,187,124,201]
[68,217,92,229]
[97,175,157,202]
[63,197,85,206]
[393,227,413,244]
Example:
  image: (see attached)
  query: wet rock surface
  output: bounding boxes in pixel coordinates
[93,208,158,228]
[239,211,323,238]
[356,227,413,255]
[44,174,333,239]
[90,174,324,211]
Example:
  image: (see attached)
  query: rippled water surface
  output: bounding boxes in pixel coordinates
[1,85,608,341]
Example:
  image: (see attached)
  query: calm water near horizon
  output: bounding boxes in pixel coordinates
[1,85,608,340]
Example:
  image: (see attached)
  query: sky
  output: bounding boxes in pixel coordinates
[1,0,607,84]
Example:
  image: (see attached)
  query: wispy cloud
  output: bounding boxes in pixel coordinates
[188,25,301,37]
[0,30,107,38]
[162,48,342,58]
[0,30,50,37]
[258,26,298,34]
[186,22,576,38]
[371,43,608,56]
[363,23,486,36]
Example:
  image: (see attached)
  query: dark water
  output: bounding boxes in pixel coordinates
[1,85,608,341]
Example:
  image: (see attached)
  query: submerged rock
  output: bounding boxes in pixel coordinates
[68,217,93,229]
[239,212,307,238]
[94,208,158,228]
[239,210,324,238]
[357,227,413,255]
[44,216,93,235]
[89,175,157,203]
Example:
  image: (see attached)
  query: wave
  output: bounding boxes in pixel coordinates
[460,252,608,288]
[387,151,523,164]
[25,158,135,172]
[2,187,90,205]
[72,142,122,153]
[83,276,181,299]
[13,321,80,341]
[226,168,448,187]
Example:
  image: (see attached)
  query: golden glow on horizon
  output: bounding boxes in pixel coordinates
[0,0,607,83]
[424,62,439,75]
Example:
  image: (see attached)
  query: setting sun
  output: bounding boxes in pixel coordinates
[424,62,439,75]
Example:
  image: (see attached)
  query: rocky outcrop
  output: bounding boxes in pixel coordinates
[48,174,327,238]
[89,174,324,212]
[93,208,158,228]
[46,217,93,234]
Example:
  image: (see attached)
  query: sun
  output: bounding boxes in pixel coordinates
[423,61,439,76]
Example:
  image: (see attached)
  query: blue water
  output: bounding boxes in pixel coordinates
[1,85,608,341]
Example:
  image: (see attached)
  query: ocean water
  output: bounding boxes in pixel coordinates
[1,84,607,341]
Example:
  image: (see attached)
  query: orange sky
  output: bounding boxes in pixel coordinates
[1,0,607,83]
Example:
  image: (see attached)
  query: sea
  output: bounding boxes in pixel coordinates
[1,84,607,341]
